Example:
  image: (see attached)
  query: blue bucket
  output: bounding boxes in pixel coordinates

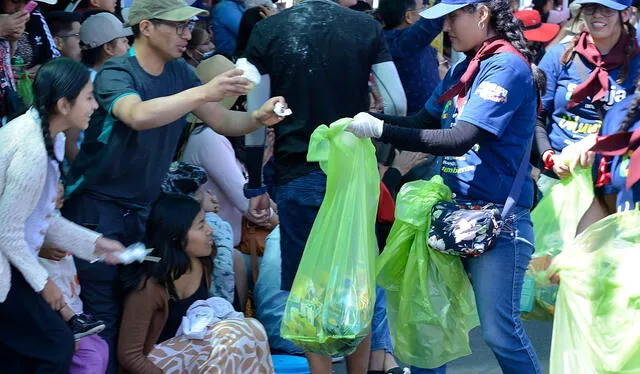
[272,355,310,374]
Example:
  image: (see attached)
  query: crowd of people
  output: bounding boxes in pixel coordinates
[0,0,638,372]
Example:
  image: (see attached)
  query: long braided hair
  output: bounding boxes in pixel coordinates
[465,0,547,101]
[32,58,91,177]
[618,77,640,132]
[560,10,637,85]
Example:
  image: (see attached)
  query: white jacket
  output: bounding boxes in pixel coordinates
[0,109,100,302]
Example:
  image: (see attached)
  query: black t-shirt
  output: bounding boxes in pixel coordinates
[244,0,392,185]
[158,274,208,343]
[66,54,200,207]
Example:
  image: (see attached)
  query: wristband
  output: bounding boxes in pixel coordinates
[243,183,267,198]
[543,150,555,171]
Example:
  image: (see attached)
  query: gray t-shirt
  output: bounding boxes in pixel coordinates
[66,54,200,207]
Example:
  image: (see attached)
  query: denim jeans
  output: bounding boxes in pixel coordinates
[276,169,327,292]
[277,169,393,354]
[412,207,541,374]
[371,286,393,353]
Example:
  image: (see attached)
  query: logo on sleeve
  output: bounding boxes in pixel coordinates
[474,82,508,103]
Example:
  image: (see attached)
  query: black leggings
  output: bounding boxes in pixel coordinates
[0,265,74,373]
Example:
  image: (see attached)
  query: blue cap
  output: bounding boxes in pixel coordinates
[573,0,631,10]
[420,0,488,19]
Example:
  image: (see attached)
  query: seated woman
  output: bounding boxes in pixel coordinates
[183,27,215,69]
[117,194,273,374]
[161,161,236,304]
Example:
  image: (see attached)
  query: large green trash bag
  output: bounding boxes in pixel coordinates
[522,162,594,321]
[376,177,479,369]
[280,118,380,356]
[532,166,594,258]
[549,211,640,374]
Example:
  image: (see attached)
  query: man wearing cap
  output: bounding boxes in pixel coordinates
[64,11,132,164]
[61,0,286,372]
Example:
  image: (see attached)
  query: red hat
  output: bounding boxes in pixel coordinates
[515,9,561,43]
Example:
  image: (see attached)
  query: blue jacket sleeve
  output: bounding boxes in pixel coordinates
[385,17,444,56]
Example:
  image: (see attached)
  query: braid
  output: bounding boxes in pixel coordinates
[561,12,584,65]
[618,18,636,85]
[561,34,580,65]
[489,0,534,62]
[474,0,547,100]
[619,78,640,132]
[38,105,66,180]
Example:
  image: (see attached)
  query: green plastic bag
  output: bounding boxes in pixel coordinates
[532,166,594,258]
[376,177,479,369]
[523,161,594,321]
[280,118,379,356]
[549,211,640,374]
[17,74,33,107]
[13,56,33,107]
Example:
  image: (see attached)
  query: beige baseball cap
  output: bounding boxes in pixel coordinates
[81,13,133,49]
[187,55,239,123]
[124,0,209,27]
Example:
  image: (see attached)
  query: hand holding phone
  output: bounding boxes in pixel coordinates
[24,1,38,14]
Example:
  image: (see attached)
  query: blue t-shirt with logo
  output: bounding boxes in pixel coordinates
[425,52,536,208]
[539,43,640,152]
[598,95,640,212]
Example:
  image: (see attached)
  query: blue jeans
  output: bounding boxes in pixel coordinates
[371,286,393,353]
[412,208,541,374]
[277,169,393,354]
[276,169,327,292]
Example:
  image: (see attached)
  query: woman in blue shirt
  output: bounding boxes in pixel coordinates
[536,0,638,193]
[577,84,640,232]
[346,0,544,372]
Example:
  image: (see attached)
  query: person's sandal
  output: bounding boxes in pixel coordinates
[368,368,411,374]
[386,368,411,374]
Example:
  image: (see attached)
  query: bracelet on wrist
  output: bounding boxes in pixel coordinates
[243,183,266,198]
[543,150,555,171]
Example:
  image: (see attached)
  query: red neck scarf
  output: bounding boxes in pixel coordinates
[437,37,528,108]
[591,128,640,189]
[568,31,638,109]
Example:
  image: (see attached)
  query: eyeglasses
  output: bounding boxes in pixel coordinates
[582,4,617,17]
[151,19,196,36]
[57,32,80,39]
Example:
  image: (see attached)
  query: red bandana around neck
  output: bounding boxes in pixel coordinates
[568,31,638,109]
[591,128,640,190]
[437,37,529,108]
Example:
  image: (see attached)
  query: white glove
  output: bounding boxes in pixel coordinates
[345,112,384,138]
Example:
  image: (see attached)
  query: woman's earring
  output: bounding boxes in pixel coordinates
[478,21,485,30]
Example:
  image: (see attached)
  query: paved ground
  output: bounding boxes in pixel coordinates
[334,320,553,374]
